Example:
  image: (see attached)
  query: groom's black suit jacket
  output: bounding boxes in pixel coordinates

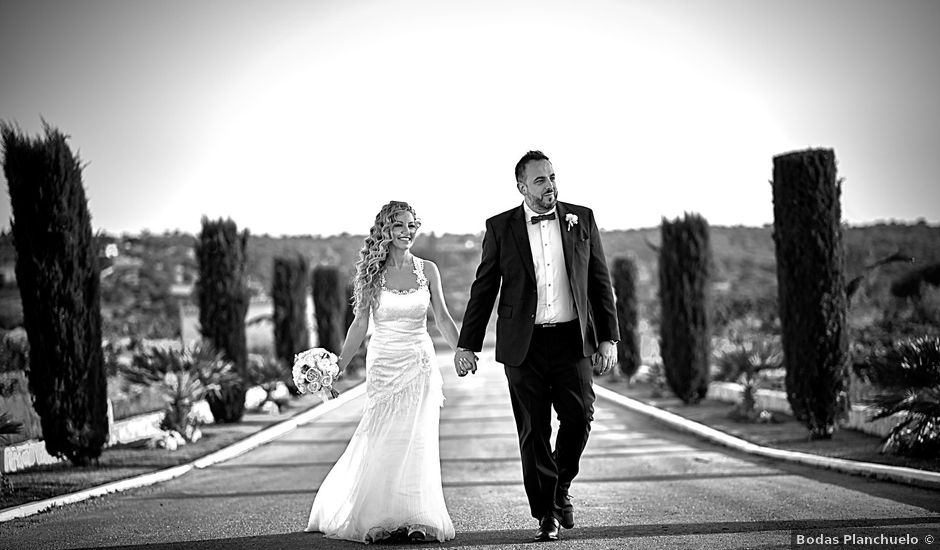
[458,201,620,366]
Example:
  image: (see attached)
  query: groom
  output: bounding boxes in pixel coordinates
[455,150,619,542]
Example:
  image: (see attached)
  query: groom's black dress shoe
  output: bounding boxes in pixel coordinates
[534,516,560,542]
[553,494,574,529]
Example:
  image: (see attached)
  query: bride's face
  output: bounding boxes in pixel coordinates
[388,211,419,251]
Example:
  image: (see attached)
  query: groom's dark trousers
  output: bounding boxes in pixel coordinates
[505,319,595,519]
[457,202,619,521]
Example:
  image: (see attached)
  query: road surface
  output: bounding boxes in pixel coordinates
[2,348,938,549]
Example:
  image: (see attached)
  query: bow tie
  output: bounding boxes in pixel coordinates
[530,212,556,224]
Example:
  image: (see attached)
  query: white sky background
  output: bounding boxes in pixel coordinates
[1,0,938,236]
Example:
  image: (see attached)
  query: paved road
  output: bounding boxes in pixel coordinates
[2,349,938,550]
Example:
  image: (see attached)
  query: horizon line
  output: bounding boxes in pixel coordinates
[3,218,938,241]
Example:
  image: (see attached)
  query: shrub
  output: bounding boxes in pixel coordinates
[2,121,108,465]
[862,335,940,457]
[0,411,23,495]
[890,262,940,300]
[712,292,778,334]
[771,148,848,440]
[0,412,23,444]
[612,256,641,380]
[107,373,166,421]
[889,267,940,327]
[245,354,291,412]
[0,328,29,376]
[195,217,250,423]
[0,330,40,442]
[644,361,667,399]
[120,342,235,440]
[714,335,783,422]
[0,285,23,330]
[658,213,712,404]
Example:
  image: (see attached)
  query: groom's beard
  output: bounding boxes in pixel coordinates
[537,190,557,210]
[526,188,557,211]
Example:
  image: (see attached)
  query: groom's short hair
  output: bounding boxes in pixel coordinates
[515,150,550,183]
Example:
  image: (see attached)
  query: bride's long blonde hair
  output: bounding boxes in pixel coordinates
[351,201,421,317]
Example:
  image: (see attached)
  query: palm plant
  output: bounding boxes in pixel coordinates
[120,342,236,440]
[714,335,783,422]
[863,335,940,457]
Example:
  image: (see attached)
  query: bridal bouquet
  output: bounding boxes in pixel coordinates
[292,348,341,399]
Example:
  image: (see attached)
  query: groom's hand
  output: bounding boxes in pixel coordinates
[592,341,617,375]
[454,348,478,377]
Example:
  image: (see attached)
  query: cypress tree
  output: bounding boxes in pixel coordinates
[772,148,848,439]
[195,217,249,423]
[272,255,309,392]
[1,121,108,464]
[659,213,711,404]
[612,255,641,380]
[311,265,345,356]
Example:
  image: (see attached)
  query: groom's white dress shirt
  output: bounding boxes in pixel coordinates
[523,201,577,325]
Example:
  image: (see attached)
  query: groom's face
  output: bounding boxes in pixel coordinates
[518,159,557,213]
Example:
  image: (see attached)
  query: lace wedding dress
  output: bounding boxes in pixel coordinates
[306,256,455,543]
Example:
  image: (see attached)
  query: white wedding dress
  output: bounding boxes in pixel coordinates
[306,256,455,543]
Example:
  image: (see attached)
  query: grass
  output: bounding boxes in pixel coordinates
[596,370,940,474]
[0,371,364,511]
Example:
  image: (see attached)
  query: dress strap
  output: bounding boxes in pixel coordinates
[413,256,428,289]
[379,256,427,294]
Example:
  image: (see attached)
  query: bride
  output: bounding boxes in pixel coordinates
[306,200,459,543]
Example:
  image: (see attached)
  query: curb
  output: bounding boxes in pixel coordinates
[594,385,940,491]
[0,383,367,523]
[4,377,936,524]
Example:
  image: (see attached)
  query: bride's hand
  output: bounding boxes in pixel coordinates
[454,348,478,377]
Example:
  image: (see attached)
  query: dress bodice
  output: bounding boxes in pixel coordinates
[365,256,438,406]
[371,255,430,337]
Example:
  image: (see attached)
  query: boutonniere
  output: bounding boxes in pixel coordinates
[565,213,579,231]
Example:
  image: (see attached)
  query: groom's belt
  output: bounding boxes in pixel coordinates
[534,319,578,329]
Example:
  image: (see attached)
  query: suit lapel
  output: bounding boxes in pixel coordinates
[508,206,537,283]
[556,202,576,282]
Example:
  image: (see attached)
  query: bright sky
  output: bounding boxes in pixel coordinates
[1,0,938,236]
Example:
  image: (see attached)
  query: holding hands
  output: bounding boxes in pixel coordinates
[592,340,617,375]
[454,348,478,377]
[456,342,616,376]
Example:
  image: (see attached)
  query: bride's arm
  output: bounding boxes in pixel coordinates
[337,309,370,372]
[425,260,460,351]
